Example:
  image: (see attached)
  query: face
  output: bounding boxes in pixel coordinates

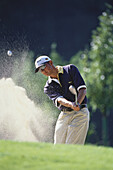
[40,61,53,77]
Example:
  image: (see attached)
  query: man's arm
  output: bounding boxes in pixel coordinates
[77,88,86,104]
[57,88,86,111]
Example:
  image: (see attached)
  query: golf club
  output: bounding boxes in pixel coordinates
[69,85,77,105]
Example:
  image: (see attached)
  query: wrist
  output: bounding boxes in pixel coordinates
[71,102,81,111]
[76,102,80,107]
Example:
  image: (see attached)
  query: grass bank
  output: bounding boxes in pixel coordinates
[0,140,113,170]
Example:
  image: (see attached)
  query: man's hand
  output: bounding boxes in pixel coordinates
[57,98,80,111]
[71,102,80,111]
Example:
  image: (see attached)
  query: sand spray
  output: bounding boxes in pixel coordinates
[0,39,57,143]
[0,78,55,142]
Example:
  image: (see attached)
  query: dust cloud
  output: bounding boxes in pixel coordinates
[0,78,54,142]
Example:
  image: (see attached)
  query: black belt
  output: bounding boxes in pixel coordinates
[80,104,87,109]
[62,104,87,112]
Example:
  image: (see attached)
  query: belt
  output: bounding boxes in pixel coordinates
[80,104,87,109]
[62,104,87,113]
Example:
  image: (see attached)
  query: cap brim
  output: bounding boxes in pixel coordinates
[35,68,39,73]
[35,63,45,73]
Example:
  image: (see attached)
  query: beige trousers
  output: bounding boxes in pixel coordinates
[54,108,89,144]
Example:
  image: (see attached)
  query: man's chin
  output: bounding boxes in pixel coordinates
[43,72,51,77]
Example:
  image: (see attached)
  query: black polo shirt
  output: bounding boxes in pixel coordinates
[44,64,87,111]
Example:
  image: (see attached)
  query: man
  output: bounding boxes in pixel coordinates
[35,55,89,144]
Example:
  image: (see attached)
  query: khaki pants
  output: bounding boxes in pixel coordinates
[54,108,89,144]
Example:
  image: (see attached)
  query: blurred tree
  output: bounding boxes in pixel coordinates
[87,5,113,145]
[70,50,89,74]
[70,4,113,146]
[50,42,66,66]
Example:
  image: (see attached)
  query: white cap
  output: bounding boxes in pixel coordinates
[35,55,51,73]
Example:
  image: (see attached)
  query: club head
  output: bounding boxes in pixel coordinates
[69,85,77,104]
[69,85,77,95]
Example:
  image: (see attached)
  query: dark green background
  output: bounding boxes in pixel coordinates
[0,0,113,59]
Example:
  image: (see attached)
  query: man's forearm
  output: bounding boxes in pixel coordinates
[77,88,86,104]
[57,88,86,111]
[57,88,86,106]
[57,97,80,111]
[57,98,73,108]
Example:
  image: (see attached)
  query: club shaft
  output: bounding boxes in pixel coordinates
[75,94,77,105]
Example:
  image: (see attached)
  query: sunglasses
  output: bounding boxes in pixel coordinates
[39,64,46,72]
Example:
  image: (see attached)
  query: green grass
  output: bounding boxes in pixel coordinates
[0,140,113,170]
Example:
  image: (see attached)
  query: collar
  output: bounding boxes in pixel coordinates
[56,66,64,74]
[48,77,59,84]
[48,66,63,84]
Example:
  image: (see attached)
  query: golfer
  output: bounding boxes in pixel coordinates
[35,55,90,144]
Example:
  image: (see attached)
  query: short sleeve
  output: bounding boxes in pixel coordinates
[69,64,86,91]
